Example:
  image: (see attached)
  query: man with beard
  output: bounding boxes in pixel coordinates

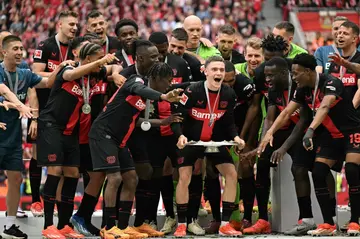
[114,19,138,68]
[183,15,221,61]
[149,31,192,84]
[272,21,307,59]
[86,11,120,55]
[215,24,245,64]
[31,10,78,217]
[169,28,205,81]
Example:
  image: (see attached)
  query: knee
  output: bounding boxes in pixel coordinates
[107,173,122,188]
[63,167,80,178]
[178,169,191,187]
[122,170,138,190]
[224,167,238,184]
[162,159,173,176]
[291,164,308,181]
[47,166,62,176]
[135,163,153,180]
[345,162,359,185]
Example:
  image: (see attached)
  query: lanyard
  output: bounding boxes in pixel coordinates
[55,34,68,61]
[1,63,18,95]
[204,81,221,127]
[104,36,109,54]
[78,63,90,104]
[135,63,141,76]
[144,80,151,120]
[287,72,292,105]
[121,49,131,66]
[311,73,320,118]
[244,63,250,78]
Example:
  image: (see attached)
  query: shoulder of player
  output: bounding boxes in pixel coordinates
[222,84,236,98]
[168,54,187,65]
[231,49,245,63]
[120,64,136,78]
[183,53,201,65]
[38,36,56,48]
[352,51,360,62]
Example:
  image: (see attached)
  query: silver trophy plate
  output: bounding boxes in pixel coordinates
[185,140,238,153]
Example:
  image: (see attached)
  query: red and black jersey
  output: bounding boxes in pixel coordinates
[39,67,85,135]
[328,51,360,107]
[182,53,206,81]
[172,81,238,142]
[254,58,293,99]
[79,67,108,144]
[104,36,121,54]
[89,75,163,147]
[33,35,73,110]
[268,82,300,130]
[165,54,192,84]
[292,73,360,138]
[115,48,135,69]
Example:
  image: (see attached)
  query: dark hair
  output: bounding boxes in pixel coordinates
[2,35,21,49]
[82,32,102,43]
[132,39,155,59]
[292,53,317,71]
[70,36,88,50]
[334,16,348,22]
[224,60,235,72]
[79,43,103,60]
[86,10,103,21]
[340,21,360,36]
[261,34,288,53]
[147,62,174,80]
[59,10,78,19]
[274,21,295,35]
[205,56,225,68]
[265,56,289,72]
[149,32,168,45]
[171,28,188,42]
[115,19,139,36]
[218,24,236,35]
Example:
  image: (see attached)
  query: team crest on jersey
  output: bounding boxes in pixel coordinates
[172,68,177,75]
[220,101,228,108]
[135,77,144,84]
[34,50,42,59]
[180,94,188,105]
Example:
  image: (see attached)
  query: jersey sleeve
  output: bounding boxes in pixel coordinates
[125,75,162,100]
[171,85,195,139]
[182,61,192,82]
[26,70,43,88]
[33,41,49,64]
[324,76,343,98]
[241,75,255,101]
[314,47,324,67]
[291,87,306,105]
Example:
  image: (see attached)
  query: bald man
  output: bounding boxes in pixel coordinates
[183,15,221,61]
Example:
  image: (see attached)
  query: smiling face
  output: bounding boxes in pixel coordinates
[216,33,235,58]
[336,25,357,49]
[59,16,78,40]
[117,25,138,52]
[245,45,263,70]
[87,15,108,41]
[168,36,186,56]
[291,64,310,88]
[3,40,24,65]
[204,61,225,90]
[264,65,286,90]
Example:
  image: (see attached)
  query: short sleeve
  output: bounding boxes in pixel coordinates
[324,77,343,98]
[314,47,324,67]
[292,87,306,105]
[33,41,49,64]
[28,71,42,88]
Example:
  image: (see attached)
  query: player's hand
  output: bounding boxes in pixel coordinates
[161,88,184,102]
[0,122,6,130]
[303,128,314,151]
[233,136,245,154]
[270,147,287,164]
[177,135,188,149]
[113,74,126,88]
[99,53,119,66]
[328,52,346,66]
[60,60,76,68]
[161,113,183,126]
[0,101,17,110]
[239,148,257,162]
[199,38,213,48]
[28,120,38,140]
[17,104,36,119]
[257,131,274,157]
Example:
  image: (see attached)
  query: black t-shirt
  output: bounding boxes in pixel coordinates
[114,48,135,69]
[39,67,85,135]
[33,36,73,110]
[166,53,192,84]
[79,67,108,144]
[182,53,206,81]
[220,49,245,65]
[172,81,238,141]
[328,51,360,105]
[232,73,255,128]
[89,75,163,147]
[292,73,360,138]
[103,36,121,54]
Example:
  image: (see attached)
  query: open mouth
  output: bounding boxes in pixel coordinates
[96,31,104,37]
[214,77,222,82]
[337,39,345,44]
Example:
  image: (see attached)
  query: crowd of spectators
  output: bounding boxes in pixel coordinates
[0,0,266,65]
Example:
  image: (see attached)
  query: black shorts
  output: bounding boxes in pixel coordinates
[89,136,135,173]
[127,128,149,164]
[346,129,360,154]
[177,145,233,168]
[291,139,316,171]
[37,121,80,167]
[79,144,94,173]
[148,134,179,168]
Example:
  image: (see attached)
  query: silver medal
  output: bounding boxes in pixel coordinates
[82,104,91,114]
[141,121,151,131]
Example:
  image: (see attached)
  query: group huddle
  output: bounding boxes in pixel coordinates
[0,8,359,239]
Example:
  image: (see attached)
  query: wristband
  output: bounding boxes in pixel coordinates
[31,118,38,122]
